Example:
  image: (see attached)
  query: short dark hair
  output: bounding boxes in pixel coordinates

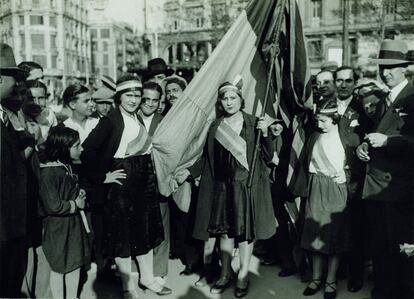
[44,125,80,165]
[315,99,341,124]
[143,81,163,97]
[165,76,186,92]
[25,80,47,94]
[333,65,358,82]
[114,75,142,104]
[62,84,89,107]
[17,61,44,80]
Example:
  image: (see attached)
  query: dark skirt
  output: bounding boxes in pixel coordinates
[300,173,351,254]
[102,154,164,258]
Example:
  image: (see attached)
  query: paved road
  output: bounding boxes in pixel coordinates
[80,255,372,299]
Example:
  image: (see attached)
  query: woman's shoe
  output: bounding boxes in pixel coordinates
[324,281,337,299]
[210,274,234,294]
[303,279,322,296]
[138,280,172,296]
[234,276,250,298]
[122,289,139,299]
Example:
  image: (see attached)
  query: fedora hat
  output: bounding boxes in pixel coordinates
[0,43,27,81]
[138,58,174,81]
[370,39,411,65]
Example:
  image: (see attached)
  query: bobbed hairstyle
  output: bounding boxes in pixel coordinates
[143,81,163,97]
[62,84,89,107]
[114,75,142,105]
[43,125,80,165]
[216,81,245,115]
[314,99,341,125]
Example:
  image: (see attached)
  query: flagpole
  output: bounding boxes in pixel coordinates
[248,0,287,188]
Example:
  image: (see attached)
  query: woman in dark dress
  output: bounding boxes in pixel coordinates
[182,81,277,298]
[81,75,170,298]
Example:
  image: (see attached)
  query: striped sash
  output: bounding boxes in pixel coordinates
[125,121,153,157]
[215,121,249,171]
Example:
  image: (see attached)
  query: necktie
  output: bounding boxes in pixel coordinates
[385,92,392,109]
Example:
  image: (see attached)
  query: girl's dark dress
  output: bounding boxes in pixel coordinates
[39,163,91,274]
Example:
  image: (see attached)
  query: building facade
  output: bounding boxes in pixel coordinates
[298,0,414,75]
[0,0,91,95]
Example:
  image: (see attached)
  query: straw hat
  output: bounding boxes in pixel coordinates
[0,43,27,81]
[370,39,411,65]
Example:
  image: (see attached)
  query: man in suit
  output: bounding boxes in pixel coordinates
[138,81,169,282]
[0,43,33,298]
[356,40,414,299]
[316,69,337,102]
[334,66,370,293]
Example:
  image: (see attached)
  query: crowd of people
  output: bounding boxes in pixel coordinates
[0,38,413,299]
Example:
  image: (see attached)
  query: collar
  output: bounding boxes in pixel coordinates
[138,110,155,121]
[389,79,408,103]
[337,96,352,107]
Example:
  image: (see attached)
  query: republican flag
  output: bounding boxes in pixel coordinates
[151,0,312,211]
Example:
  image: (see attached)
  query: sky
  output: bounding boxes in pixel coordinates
[104,0,142,29]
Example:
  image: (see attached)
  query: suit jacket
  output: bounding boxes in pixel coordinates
[362,83,414,202]
[338,97,370,198]
[147,113,163,136]
[190,112,277,241]
[1,122,28,241]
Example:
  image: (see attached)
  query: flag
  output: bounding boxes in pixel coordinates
[151,0,312,209]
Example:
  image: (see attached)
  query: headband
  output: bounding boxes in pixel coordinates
[218,84,241,94]
[116,80,142,93]
[318,107,338,114]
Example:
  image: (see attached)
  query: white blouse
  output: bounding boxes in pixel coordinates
[113,111,141,158]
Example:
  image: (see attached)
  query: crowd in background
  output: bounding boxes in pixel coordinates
[1,38,414,299]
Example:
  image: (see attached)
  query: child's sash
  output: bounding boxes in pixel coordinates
[311,138,341,176]
[125,121,153,157]
[215,121,249,171]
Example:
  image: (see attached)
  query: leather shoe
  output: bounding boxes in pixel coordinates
[347,280,363,292]
[235,276,249,298]
[180,264,201,276]
[278,268,297,277]
[210,275,234,294]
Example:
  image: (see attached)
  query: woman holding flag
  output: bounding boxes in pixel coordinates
[81,75,171,298]
[184,79,277,297]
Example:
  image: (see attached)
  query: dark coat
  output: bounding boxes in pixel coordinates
[39,163,91,273]
[0,122,29,241]
[189,112,277,241]
[147,112,163,136]
[81,107,128,205]
[362,83,414,202]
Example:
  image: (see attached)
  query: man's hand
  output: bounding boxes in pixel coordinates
[104,169,127,185]
[356,142,370,162]
[365,133,388,148]
[174,169,190,185]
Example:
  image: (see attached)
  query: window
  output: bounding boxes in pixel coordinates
[102,41,108,51]
[50,34,57,48]
[32,55,47,68]
[196,17,204,28]
[30,15,44,25]
[32,0,40,6]
[31,33,44,49]
[90,29,97,39]
[51,55,57,68]
[311,0,322,19]
[49,16,56,27]
[103,67,109,76]
[19,15,24,25]
[20,33,25,49]
[103,54,109,65]
[91,41,97,51]
[174,20,178,30]
[100,28,110,38]
[307,40,323,62]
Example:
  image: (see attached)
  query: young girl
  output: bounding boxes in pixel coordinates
[300,100,357,299]
[183,81,276,298]
[38,126,91,299]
